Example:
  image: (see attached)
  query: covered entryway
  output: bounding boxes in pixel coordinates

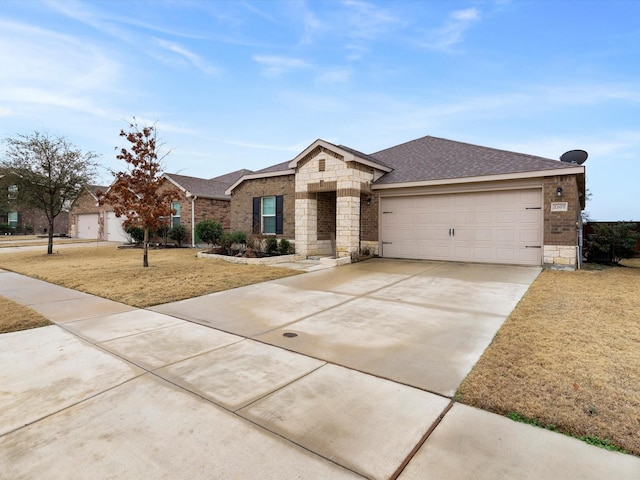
[105,212,129,243]
[76,214,99,240]
[380,189,542,266]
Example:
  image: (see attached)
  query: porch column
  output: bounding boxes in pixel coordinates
[336,190,360,258]
[295,192,317,257]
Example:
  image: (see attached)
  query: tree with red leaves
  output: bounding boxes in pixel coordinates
[98,120,178,267]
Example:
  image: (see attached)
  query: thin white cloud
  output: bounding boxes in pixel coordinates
[317,68,352,84]
[419,7,481,52]
[341,0,401,39]
[155,39,219,76]
[253,55,310,77]
[0,107,12,117]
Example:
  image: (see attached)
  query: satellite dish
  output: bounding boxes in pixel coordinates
[560,150,588,165]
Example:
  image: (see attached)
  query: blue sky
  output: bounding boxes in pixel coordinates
[1,0,638,220]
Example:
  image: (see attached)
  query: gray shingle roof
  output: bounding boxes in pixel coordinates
[371,135,579,185]
[210,169,253,185]
[255,160,293,174]
[164,173,230,198]
[337,144,392,169]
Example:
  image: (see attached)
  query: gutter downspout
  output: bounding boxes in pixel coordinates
[191,195,197,248]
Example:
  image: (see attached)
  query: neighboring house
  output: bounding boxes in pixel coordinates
[0,171,69,235]
[68,185,119,241]
[227,135,586,269]
[162,169,252,246]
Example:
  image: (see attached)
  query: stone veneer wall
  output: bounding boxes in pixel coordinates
[543,175,581,268]
[295,150,376,258]
[230,175,296,239]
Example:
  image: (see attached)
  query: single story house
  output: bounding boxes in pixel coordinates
[226,135,586,269]
[68,185,124,241]
[161,169,251,246]
[69,170,250,245]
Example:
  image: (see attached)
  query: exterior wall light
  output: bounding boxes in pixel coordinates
[366,196,372,206]
[556,187,563,197]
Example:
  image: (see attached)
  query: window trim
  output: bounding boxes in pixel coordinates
[252,195,283,235]
[261,196,276,234]
[171,201,181,227]
[8,185,17,200]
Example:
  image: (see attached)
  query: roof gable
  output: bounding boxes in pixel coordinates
[164,173,231,199]
[288,139,392,172]
[371,136,583,185]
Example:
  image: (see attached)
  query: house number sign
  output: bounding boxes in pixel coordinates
[550,202,568,212]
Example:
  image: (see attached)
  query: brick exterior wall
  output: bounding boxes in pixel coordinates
[360,192,378,242]
[317,191,336,241]
[2,209,69,235]
[543,175,580,246]
[230,175,296,238]
[543,175,581,268]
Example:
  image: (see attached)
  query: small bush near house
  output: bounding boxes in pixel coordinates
[230,230,247,245]
[278,238,292,255]
[195,219,223,246]
[125,226,145,245]
[169,224,188,247]
[585,222,639,264]
[265,237,278,255]
[156,224,170,246]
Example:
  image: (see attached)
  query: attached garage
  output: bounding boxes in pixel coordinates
[105,212,130,243]
[76,213,99,240]
[379,187,543,266]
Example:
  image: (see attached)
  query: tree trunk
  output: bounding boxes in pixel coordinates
[143,226,149,267]
[47,219,54,255]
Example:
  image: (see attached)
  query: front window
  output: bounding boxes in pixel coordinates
[262,196,276,234]
[171,201,181,227]
[8,211,18,227]
[8,185,17,200]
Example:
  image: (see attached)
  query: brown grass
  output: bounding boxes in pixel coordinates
[0,296,52,333]
[0,237,91,248]
[0,246,300,308]
[458,259,640,455]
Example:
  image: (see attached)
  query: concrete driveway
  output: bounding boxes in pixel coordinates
[2,260,640,479]
[153,259,540,397]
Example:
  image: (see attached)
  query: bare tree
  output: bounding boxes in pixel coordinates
[1,132,98,254]
[98,120,178,267]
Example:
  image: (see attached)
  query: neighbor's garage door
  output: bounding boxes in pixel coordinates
[105,212,130,243]
[77,213,99,239]
[380,189,542,266]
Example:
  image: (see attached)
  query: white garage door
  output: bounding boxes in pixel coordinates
[105,212,130,243]
[380,189,542,266]
[77,214,99,239]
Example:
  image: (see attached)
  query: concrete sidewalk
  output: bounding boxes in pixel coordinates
[1,266,638,479]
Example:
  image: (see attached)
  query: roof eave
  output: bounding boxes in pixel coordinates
[225,169,296,195]
[287,139,392,172]
[372,166,586,190]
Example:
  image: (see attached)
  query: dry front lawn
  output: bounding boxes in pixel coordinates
[0,296,52,333]
[0,246,299,308]
[458,258,640,456]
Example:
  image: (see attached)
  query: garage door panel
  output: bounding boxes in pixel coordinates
[77,214,99,239]
[380,189,542,266]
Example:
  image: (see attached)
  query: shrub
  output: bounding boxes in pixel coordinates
[278,238,292,255]
[156,224,170,246]
[585,222,639,264]
[195,219,223,246]
[230,230,247,245]
[169,224,188,247]
[125,225,144,244]
[265,237,278,254]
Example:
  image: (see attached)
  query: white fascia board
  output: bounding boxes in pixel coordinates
[372,167,585,190]
[225,169,296,195]
[287,139,392,172]
[162,174,189,196]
